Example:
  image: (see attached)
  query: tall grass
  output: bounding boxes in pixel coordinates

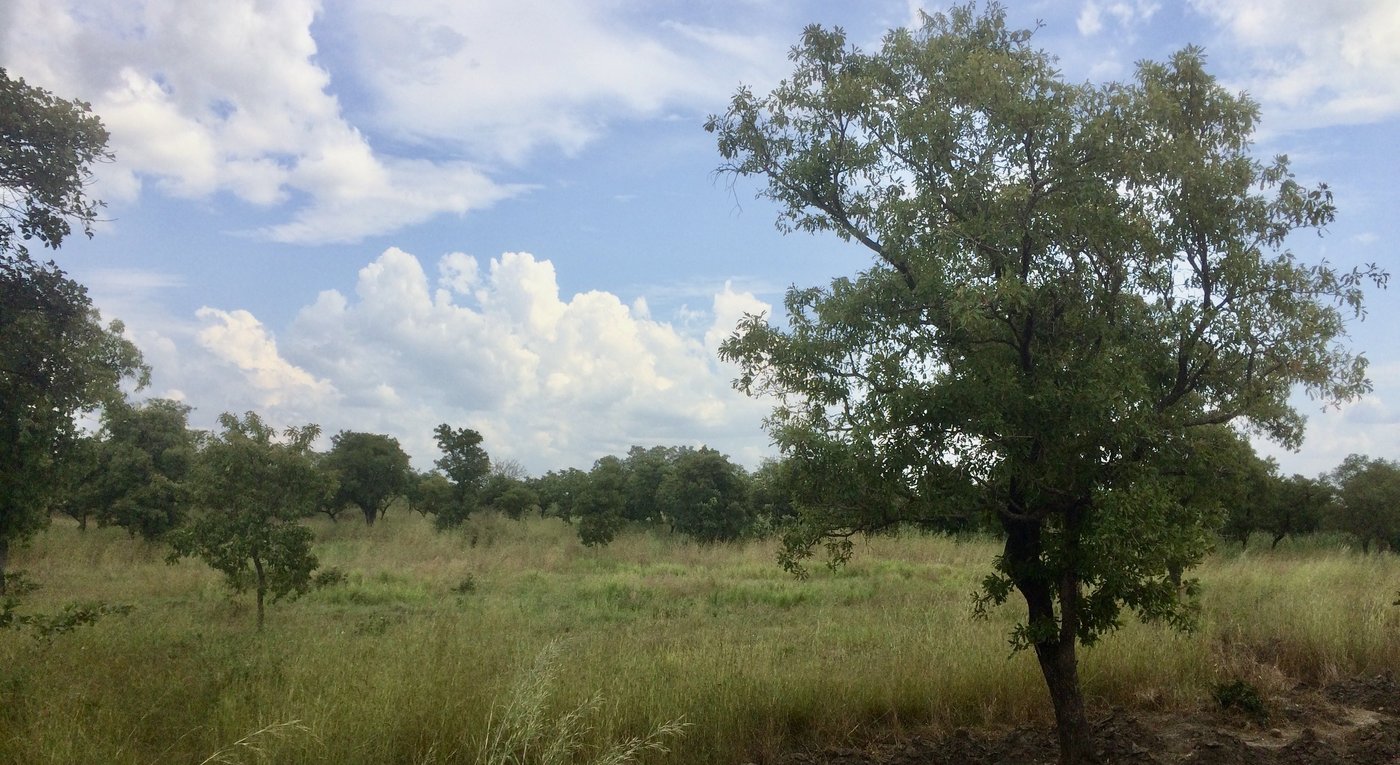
[2,514,1398,763]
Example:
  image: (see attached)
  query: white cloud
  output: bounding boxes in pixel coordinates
[1190,0,1400,127]
[1075,1,1159,36]
[335,0,785,163]
[0,0,521,243]
[1255,361,1400,477]
[110,248,773,472]
[195,307,339,410]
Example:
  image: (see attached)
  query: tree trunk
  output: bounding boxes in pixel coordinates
[1036,636,1094,765]
[1271,532,1285,550]
[0,536,8,595]
[253,554,266,631]
[363,505,376,526]
[1004,503,1096,765]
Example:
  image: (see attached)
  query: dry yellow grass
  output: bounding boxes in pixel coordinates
[2,515,1397,764]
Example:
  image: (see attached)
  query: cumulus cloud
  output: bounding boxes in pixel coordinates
[109,248,773,472]
[1254,360,1400,477]
[1190,0,1400,127]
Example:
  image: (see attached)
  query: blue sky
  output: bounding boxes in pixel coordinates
[1,0,1396,476]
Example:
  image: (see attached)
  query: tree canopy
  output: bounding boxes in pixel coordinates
[707,4,1385,762]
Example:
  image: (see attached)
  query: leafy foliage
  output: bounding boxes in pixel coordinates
[656,447,751,543]
[67,398,197,540]
[0,69,112,258]
[575,456,627,547]
[1328,454,1400,553]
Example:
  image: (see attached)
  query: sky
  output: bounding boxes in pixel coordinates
[1,0,1396,477]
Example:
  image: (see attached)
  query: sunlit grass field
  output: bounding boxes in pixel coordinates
[3,513,1399,764]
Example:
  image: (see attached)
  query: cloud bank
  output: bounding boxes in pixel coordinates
[112,248,773,473]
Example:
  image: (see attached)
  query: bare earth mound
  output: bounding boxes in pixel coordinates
[779,675,1400,765]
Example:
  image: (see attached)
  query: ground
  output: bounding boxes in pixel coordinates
[778,674,1400,764]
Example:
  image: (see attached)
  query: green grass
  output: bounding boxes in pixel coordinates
[3,514,1399,764]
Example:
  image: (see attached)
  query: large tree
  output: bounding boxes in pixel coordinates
[1,69,146,593]
[167,412,332,630]
[708,6,1384,763]
[324,430,413,526]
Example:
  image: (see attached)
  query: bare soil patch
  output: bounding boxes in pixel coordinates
[777,674,1400,765]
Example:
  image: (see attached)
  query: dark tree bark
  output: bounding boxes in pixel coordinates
[252,554,266,631]
[1005,508,1096,765]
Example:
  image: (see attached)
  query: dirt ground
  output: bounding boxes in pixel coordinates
[778,674,1400,765]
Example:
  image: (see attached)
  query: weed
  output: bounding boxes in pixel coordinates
[1213,680,1268,720]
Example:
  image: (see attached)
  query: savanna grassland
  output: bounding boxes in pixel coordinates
[3,514,1399,765]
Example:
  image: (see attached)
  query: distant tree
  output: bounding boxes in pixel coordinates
[52,433,103,531]
[622,446,685,524]
[1264,474,1328,549]
[575,457,627,546]
[707,7,1384,762]
[1,70,146,593]
[747,458,796,531]
[533,468,588,521]
[1179,429,1281,550]
[1329,454,1400,553]
[482,471,539,520]
[167,412,332,630]
[657,447,752,543]
[87,398,197,540]
[491,457,529,482]
[406,470,455,519]
[324,431,413,526]
[431,424,491,529]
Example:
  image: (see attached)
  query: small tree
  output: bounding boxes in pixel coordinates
[167,412,332,630]
[324,431,413,526]
[87,398,197,540]
[708,6,1384,762]
[533,468,588,521]
[406,470,455,518]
